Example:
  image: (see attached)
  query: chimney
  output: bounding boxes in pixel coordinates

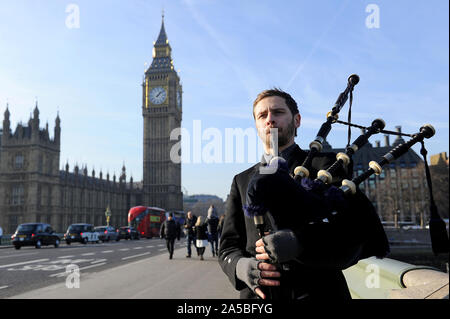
[375,140,380,147]
[384,135,390,147]
[395,126,402,134]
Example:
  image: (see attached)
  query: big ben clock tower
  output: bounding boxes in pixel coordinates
[142,14,183,211]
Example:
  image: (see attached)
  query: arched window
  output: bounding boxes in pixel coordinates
[12,185,25,205]
[14,154,24,169]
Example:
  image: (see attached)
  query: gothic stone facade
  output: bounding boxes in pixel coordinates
[0,18,183,234]
[0,105,142,233]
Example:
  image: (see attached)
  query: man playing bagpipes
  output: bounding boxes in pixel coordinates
[218,87,390,300]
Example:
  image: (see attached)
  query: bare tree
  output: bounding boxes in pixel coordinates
[183,197,225,218]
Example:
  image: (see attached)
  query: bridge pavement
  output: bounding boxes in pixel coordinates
[9,246,239,299]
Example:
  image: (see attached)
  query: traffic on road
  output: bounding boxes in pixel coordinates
[0,234,187,298]
[10,222,144,250]
[0,207,189,298]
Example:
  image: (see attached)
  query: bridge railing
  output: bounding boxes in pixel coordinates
[343,257,449,299]
[0,234,12,246]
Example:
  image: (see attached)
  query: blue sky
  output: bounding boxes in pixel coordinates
[0,0,448,201]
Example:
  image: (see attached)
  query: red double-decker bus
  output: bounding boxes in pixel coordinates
[128,206,166,239]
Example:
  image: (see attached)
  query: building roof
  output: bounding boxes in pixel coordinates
[59,170,137,190]
[148,56,172,71]
[147,16,174,74]
[155,17,168,46]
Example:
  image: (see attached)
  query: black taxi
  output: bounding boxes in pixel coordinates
[11,223,61,249]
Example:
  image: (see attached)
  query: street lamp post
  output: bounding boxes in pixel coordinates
[394,209,400,229]
[105,205,111,227]
[420,211,424,229]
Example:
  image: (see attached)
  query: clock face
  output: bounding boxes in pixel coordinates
[176,91,181,108]
[149,87,167,105]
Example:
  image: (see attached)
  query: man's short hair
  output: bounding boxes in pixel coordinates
[252,88,300,119]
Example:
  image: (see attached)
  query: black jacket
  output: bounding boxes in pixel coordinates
[195,223,208,241]
[206,216,219,234]
[160,219,180,240]
[183,216,197,237]
[218,144,389,299]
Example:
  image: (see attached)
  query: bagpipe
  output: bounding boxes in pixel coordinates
[244,74,449,267]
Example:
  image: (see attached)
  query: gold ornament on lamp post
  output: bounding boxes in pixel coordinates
[105,205,112,227]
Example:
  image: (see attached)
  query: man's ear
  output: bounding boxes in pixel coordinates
[294,113,301,128]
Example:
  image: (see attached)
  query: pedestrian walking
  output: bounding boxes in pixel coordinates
[160,213,181,259]
[0,225,3,245]
[205,205,219,257]
[183,211,197,258]
[195,216,208,261]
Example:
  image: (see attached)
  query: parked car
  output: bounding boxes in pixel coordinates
[64,223,99,245]
[11,223,61,249]
[94,226,119,242]
[117,226,140,240]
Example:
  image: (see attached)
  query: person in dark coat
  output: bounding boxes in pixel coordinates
[160,213,181,260]
[205,205,220,257]
[218,89,389,300]
[194,216,209,261]
[183,211,197,258]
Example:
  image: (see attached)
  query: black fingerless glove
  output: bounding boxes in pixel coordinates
[236,257,261,293]
[262,229,301,263]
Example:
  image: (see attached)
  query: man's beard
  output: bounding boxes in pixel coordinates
[262,118,296,151]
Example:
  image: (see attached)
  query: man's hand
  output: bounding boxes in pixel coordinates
[256,229,301,264]
[255,237,270,261]
[254,262,280,299]
[235,257,281,300]
[254,237,280,299]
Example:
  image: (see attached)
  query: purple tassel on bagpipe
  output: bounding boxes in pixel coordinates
[243,203,266,219]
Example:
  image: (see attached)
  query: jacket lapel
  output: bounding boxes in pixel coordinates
[287,144,308,176]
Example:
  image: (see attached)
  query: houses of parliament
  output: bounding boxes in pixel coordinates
[0,17,183,233]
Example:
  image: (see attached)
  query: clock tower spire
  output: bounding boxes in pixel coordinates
[142,13,183,211]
